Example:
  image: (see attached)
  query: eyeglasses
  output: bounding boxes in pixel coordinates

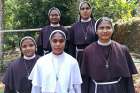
[80,7,90,10]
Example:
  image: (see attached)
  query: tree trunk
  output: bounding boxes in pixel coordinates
[0,0,4,71]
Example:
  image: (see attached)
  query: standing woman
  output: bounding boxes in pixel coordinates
[81,17,137,93]
[2,36,40,93]
[69,1,97,67]
[37,7,68,56]
[29,30,82,93]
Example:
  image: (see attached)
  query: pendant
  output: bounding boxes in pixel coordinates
[56,76,58,81]
[85,36,87,40]
[105,62,109,69]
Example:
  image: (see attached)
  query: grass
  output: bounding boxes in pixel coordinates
[0,88,3,93]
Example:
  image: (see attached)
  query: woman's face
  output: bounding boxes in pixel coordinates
[21,39,36,57]
[96,20,113,43]
[80,3,92,20]
[49,10,60,24]
[50,32,65,55]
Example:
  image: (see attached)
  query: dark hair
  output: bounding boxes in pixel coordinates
[20,36,37,57]
[48,7,61,25]
[79,1,94,21]
[95,17,113,32]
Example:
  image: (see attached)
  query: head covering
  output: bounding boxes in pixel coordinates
[79,1,91,11]
[95,17,113,32]
[79,1,93,21]
[49,30,66,40]
[20,36,37,56]
[48,7,61,16]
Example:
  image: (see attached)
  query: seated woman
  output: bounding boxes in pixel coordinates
[2,36,40,93]
[81,17,137,93]
[29,30,82,93]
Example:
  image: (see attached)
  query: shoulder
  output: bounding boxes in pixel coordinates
[36,53,51,65]
[7,57,21,69]
[64,52,78,64]
[112,41,128,50]
[41,26,51,31]
[85,42,97,51]
[71,21,80,27]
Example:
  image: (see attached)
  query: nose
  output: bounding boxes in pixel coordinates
[102,29,107,32]
[56,41,60,46]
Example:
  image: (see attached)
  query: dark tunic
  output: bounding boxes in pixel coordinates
[81,41,137,93]
[2,55,40,93]
[69,19,97,67]
[37,25,69,56]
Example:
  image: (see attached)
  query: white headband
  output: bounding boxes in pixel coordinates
[48,7,61,16]
[79,1,91,11]
[95,17,113,32]
[49,30,66,40]
[20,36,37,48]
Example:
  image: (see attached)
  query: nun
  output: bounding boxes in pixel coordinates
[69,1,97,67]
[2,36,40,93]
[37,7,68,56]
[29,30,82,93]
[81,17,137,93]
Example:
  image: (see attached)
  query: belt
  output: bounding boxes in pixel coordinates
[76,46,84,59]
[92,77,121,93]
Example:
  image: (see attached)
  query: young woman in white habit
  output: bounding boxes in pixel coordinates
[29,30,82,93]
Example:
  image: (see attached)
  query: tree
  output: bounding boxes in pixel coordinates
[89,0,138,21]
[3,0,78,50]
[0,0,4,71]
[0,0,4,57]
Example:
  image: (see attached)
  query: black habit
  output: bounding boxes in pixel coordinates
[69,19,97,67]
[2,55,40,93]
[37,25,69,56]
[81,41,137,93]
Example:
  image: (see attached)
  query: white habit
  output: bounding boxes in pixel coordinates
[29,52,82,93]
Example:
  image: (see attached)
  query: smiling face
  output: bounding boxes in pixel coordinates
[21,38,36,57]
[49,9,60,24]
[50,32,65,55]
[96,20,113,43]
[80,2,92,20]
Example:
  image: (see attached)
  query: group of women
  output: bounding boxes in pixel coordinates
[2,1,138,93]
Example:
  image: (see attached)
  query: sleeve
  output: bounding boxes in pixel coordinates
[31,86,41,93]
[124,46,138,74]
[73,84,81,93]
[81,49,90,93]
[67,25,76,57]
[71,61,82,84]
[36,29,44,56]
[28,61,42,87]
[122,77,136,93]
[68,60,82,93]
[2,63,16,93]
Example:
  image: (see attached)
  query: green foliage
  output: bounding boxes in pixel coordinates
[89,0,138,21]
[3,0,78,51]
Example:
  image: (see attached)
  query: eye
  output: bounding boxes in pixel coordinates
[52,39,65,43]
[80,7,90,10]
[21,45,27,48]
[29,44,34,47]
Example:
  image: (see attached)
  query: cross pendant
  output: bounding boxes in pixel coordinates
[105,63,109,69]
[85,36,87,40]
[56,76,58,81]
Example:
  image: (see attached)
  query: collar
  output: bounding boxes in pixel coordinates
[81,17,91,22]
[50,23,60,27]
[23,54,36,60]
[52,51,64,58]
[97,40,112,46]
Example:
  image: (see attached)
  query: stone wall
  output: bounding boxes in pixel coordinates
[113,17,140,53]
